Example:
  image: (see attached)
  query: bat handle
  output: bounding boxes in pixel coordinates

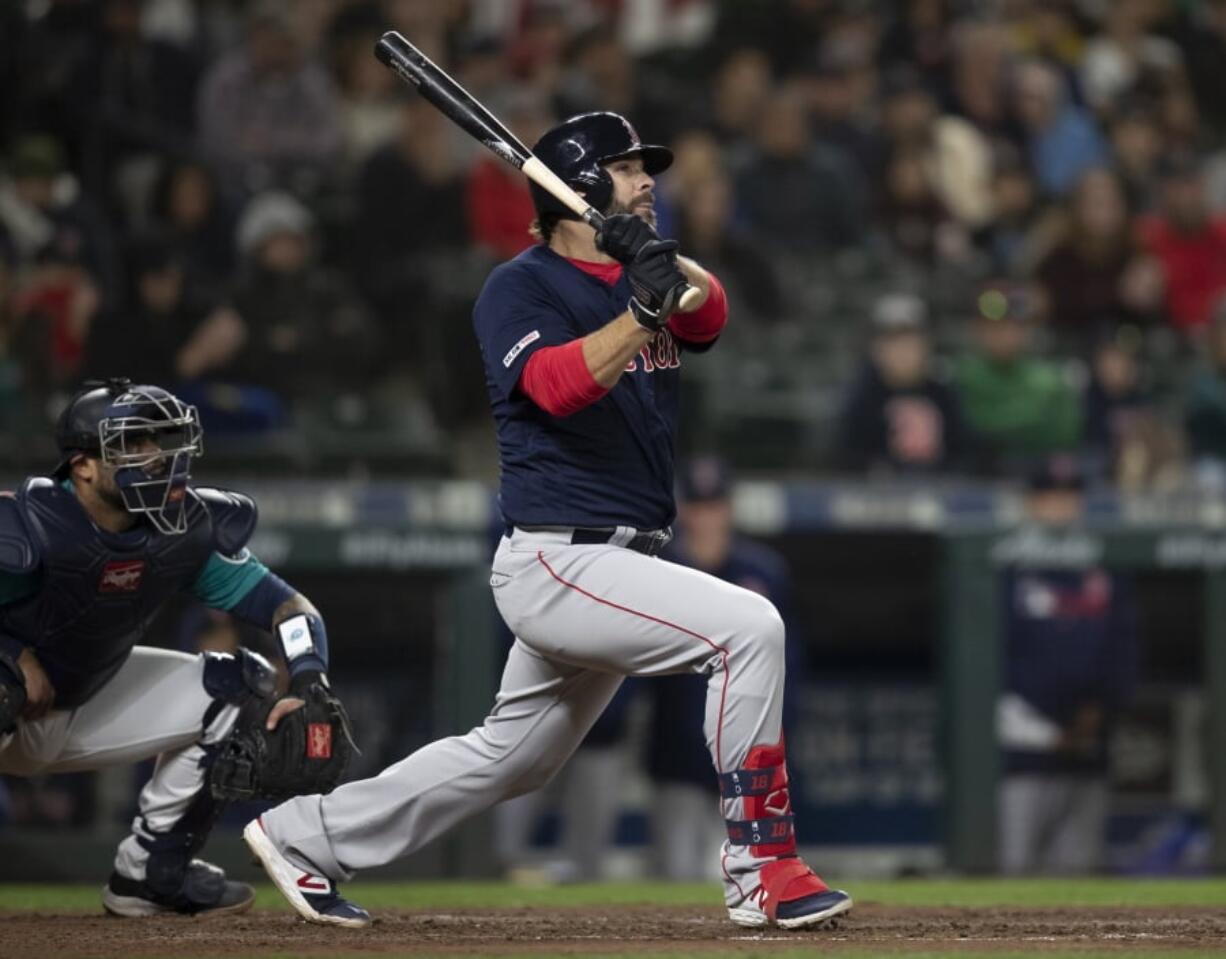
[581,209,703,313]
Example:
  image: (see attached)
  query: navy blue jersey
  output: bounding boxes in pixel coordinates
[0,478,268,708]
[472,245,694,530]
[1002,567,1139,775]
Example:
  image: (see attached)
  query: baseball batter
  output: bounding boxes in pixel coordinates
[246,113,852,930]
[0,379,351,916]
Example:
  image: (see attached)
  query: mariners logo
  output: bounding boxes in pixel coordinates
[98,559,145,594]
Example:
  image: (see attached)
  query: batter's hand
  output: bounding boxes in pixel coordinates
[265,696,306,731]
[18,648,55,720]
[595,213,660,264]
[627,239,687,331]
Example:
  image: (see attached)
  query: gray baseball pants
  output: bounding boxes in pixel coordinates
[0,647,239,880]
[262,527,794,903]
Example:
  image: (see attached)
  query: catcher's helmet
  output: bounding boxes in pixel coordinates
[529,112,673,220]
[53,378,134,480]
[53,379,203,535]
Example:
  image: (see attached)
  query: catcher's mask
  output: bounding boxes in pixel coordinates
[98,385,203,535]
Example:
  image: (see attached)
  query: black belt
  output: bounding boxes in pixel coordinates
[507,525,672,557]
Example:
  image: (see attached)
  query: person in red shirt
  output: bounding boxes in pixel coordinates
[1136,153,1226,333]
[465,93,554,261]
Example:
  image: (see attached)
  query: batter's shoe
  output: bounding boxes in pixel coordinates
[243,817,371,928]
[727,858,853,929]
[102,860,255,917]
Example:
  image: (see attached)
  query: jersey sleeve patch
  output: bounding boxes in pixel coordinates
[503,329,541,368]
[191,550,270,611]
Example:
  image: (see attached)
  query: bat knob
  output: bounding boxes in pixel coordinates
[678,285,703,312]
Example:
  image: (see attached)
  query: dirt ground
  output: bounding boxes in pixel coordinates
[3,903,1224,957]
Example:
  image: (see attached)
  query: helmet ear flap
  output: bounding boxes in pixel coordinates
[573,166,614,215]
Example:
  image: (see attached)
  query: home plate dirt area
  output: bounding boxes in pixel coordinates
[3,903,1225,957]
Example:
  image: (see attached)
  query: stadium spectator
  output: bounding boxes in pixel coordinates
[221,191,378,405]
[1183,305,1226,490]
[836,292,966,474]
[953,282,1082,474]
[949,20,1013,139]
[354,96,467,320]
[978,147,1045,276]
[1136,152,1226,334]
[196,4,343,195]
[709,48,774,155]
[878,67,994,233]
[67,0,202,202]
[1108,102,1164,213]
[734,85,864,253]
[556,24,679,138]
[1034,167,1160,347]
[464,91,552,262]
[1081,326,1177,490]
[1171,0,1226,139]
[669,131,782,323]
[998,456,1139,875]
[1013,58,1109,198]
[878,0,956,94]
[328,24,403,172]
[148,159,235,296]
[1080,0,1183,116]
[84,235,236,389]
[0,135,119,303]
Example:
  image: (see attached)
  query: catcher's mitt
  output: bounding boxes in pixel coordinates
[210,683,356,802]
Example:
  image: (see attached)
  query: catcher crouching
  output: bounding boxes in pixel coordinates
[0,379,353,917]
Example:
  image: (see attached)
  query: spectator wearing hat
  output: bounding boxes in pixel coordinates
[998,455,1139,874]
[652,456,801,880]
[835,293,967,475]
[1136,152,1226,333]
[196,191,378,411]
[953,282,1082,475]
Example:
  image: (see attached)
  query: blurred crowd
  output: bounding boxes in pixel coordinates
[6,0,1226,485]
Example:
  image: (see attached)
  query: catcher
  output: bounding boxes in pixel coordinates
[0,379,353,917]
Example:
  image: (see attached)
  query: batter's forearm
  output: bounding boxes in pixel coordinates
[582,311,654,388]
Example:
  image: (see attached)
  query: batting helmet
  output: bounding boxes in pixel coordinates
[529,112,673,221]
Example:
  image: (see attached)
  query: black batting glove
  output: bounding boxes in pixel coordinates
[595,213,660,264]
[626,239,687,332]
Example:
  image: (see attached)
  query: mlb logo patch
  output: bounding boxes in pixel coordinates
[307,723,333,759]
[98,559,145,594]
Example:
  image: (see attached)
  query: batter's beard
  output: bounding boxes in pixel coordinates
[609,194,657,230]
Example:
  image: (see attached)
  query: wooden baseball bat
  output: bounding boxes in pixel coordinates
[374,31,700,311]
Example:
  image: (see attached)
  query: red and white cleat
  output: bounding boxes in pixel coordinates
[727,858,853,929]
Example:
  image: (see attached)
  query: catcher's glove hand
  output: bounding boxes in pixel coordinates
[210,682,357,802]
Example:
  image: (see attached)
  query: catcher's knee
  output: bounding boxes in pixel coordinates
[202,648,276,705]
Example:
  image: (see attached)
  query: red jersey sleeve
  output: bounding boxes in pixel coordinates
[667,271,727,344]
[519,339,610,417]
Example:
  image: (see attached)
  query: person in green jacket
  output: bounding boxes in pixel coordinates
[953,281,1083,473]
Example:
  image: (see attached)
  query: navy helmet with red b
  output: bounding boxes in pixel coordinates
[529,112,673,220]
